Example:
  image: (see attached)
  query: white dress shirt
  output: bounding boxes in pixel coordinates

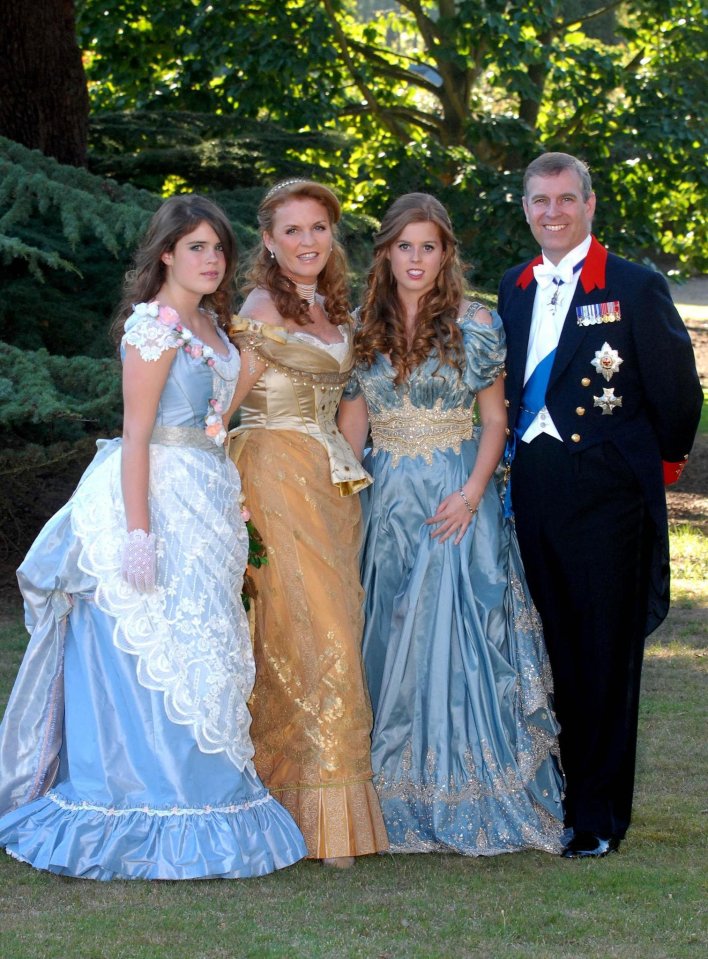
[521,234,592,443]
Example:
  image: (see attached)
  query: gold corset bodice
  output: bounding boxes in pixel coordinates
[228,317,371,495]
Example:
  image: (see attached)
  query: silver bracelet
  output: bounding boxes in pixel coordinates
[458,488,476,515]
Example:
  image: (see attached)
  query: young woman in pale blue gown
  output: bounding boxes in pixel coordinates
[338,194,564,855]
[0,195,306,879]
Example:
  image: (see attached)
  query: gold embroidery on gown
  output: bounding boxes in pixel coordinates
[227,318,388,858]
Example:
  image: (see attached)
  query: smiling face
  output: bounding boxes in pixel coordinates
[522,168,596,264]
[160,221,226,296]
[264,197,333,284]
[387,221,445,300]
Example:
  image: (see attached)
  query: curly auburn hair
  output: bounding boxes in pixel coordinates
[354,193,465,384]
[242,179,351,327]
[111,194,238,347]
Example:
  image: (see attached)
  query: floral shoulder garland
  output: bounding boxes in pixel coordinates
[126,301,227,446]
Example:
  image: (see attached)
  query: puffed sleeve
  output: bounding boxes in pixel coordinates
[459,303,507,393]
[121,302,180,362]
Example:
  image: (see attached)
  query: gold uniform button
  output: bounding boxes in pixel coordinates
[571,433,581,443]
[576,406,586,416]
[581,377,591,387]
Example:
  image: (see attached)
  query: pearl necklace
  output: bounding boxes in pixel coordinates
[294,280,317,305]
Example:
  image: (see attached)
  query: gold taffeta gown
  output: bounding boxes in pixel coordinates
[228,318,388,859]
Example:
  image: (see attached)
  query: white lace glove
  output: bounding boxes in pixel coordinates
[121,529,157,592]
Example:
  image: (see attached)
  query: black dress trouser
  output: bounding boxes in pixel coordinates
[511,433,653,840]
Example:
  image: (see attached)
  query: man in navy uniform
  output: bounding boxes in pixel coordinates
[498,152,702,858]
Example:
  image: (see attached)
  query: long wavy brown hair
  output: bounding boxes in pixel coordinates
[242,179,351,327]
[354,193,465,384]
[110,194,238,346]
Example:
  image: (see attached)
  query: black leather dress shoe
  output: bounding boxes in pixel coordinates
[561,832,620,859]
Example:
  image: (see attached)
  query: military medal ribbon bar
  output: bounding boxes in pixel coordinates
[576,301,621,326]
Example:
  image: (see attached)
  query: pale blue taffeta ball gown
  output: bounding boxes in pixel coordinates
[0,305,306,879]
[349,304,565,854]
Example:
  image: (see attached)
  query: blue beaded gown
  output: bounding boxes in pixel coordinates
[0,303,306,879]
[349,305,564,855]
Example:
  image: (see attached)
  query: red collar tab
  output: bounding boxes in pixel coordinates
[516,255,543,289]
[579,236,607,292]
[515,237,607,292]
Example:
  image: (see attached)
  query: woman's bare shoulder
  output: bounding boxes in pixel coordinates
[240,288,283,326]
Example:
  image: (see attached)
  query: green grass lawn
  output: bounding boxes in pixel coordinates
[0,524,705,959]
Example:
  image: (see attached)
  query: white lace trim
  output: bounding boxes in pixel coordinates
[291,325,349,363]
[45,788,271,818]
[122,307,177,362]
[70,444,256,773]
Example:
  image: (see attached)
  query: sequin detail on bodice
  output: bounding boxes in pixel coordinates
[369,396,475,467]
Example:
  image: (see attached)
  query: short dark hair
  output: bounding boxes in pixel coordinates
[523,153,593,201]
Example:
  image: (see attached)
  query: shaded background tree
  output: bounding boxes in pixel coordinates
[0,0,90,166]
[1,0,706,364]
[0,0,705,571]
[73,0,706,282]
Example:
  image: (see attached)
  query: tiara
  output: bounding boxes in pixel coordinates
[264,178,310,200]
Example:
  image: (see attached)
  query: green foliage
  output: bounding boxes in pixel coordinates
[242,519,268,613]
[75,0,707,277]
[77,0,347,122]
[0,135,160,356]
[0,341,122,444]
[89,112,352,196]
[539,1,707,273]
[0,135,158,276]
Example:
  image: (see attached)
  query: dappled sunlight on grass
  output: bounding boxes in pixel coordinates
[669,523,708,582]
[670,582,706,607]
[645,640,707,662]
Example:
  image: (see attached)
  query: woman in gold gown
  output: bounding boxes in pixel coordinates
[226,179,388,867]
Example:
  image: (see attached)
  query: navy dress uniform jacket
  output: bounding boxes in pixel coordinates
[498,236,702,634]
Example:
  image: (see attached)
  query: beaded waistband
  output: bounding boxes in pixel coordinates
[369,397,475,467]
[150,425,224,454]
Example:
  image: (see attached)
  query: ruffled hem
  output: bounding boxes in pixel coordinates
[268,779,389,860]
[0,789,306,880]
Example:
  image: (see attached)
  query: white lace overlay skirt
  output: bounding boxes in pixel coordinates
[73,438,254,770]
[8,437,255,783]
[0,439,312,879]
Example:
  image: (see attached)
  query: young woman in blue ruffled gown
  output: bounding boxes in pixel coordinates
[338,194,564,855]
[0,195,306,879]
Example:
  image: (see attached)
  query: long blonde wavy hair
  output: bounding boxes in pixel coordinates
[354,193,465,384]
[242,179,351,327]
[111,194,238,346]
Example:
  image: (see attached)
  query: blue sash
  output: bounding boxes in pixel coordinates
[515,348,557,439]
[503,256,585,517]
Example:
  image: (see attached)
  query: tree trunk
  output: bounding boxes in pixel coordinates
[0,0,89,166]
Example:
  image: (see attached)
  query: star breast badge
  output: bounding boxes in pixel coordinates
[593,388,623,415]
[591,342,623,382]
